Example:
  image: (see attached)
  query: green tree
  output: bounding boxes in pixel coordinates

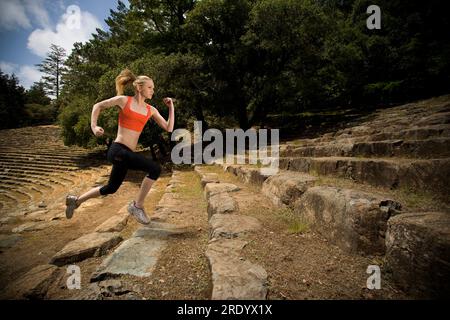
[22,81,55,126]
[57,0,450,149]
[184,0,252,128]
[243,0,332,118]
[129,0,196,53]
[36,44,68,99]
[25,82,51,105]
[0,70,27,129]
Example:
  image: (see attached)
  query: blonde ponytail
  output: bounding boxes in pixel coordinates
[115,68,153,95]
[115,69,136,95]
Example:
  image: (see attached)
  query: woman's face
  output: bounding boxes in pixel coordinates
[140,80,154,99]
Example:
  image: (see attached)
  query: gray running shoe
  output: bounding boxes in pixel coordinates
[66,195,79,219]
[128,201,150,225]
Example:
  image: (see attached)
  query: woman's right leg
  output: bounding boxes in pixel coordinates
[78,163,128,204]
[66,154,128,219]
[75,186,102,206]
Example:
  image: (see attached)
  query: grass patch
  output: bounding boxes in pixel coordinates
[275,207,309,235]
[309,169,319,177]
[292,140,307,146]
[395,186,449,212]
[171,172,204,200]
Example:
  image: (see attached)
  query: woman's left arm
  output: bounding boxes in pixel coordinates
[152,98,175,133]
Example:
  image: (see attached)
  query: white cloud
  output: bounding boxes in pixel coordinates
[0,0,50,30]
[0,0,31,30]
[0,61,43,89]
[0,61,19,75]
[27,6,102,57]
[18,65,42,89]
[24,0,51,28]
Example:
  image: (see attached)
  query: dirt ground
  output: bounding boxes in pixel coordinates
[1,162,413,300]
[30,169,211,300]
[197,165,412,300]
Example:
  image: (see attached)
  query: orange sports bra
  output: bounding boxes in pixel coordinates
[118,96,153,132]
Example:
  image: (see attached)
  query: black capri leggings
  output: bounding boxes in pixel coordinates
[99,142,161,196]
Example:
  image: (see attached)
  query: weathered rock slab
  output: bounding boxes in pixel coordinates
[262,171,317,207]
[204,183,240,199]
[50,232,122,266]
[0,234,22,249]
[91,236,167,281]
[385,212,450,298]
[209,214,261,240]
[95,213,129,233]
[207,192,238,218]
[3,264,60,299]
[206,239,267,300]
[293,186,402,255]
[201,173,220,187]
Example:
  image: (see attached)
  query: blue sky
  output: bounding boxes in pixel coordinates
[0,0,129,89]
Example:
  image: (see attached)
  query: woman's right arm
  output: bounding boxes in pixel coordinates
[91,96,127,136]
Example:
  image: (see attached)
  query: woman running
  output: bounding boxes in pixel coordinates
[65,69,175,224]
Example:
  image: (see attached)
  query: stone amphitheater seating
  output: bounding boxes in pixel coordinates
[212,95,450,298]
[0,125,106,215]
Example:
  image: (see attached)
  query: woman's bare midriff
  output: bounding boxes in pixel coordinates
[114,126,141,151]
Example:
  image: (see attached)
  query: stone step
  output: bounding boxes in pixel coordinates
[220,166,404,255]
[279,156,450,201]
[0,151,92,160]
[0,170,75,186]
[415,111,450,126]
[0,177,57,202]
[0,183,50,207]
[282,137,450,158]
[0,191,21,207]
[0,162,79,172]
[0,168,80,182]
[1,264,60,299]
[0,169,96,201]
[0,150,92,160]
[0,146,90,158]
[1,150,103,158]
[286,124,450,148]
[224,165,273,187]
[0,167,108,217]
[0,157,93,167]
[90,172,189,282]
[204,182,240,200]
[0,158,86,169]
[385,212,450,299]
[0,145,93,152]
[261,171,318,207]
[50,232,123,266]
[342,124,450,142]
[91,222,187,282]
[195,166,268,300]
[12,221,56,233]
[95,210,129,233]
[0,174,69,189]
[207,192,239,219]
[0,155,98,167]
[292,186,402,255]
[216,161,450,298]
[0,187,33,207]
[206,238,268,300]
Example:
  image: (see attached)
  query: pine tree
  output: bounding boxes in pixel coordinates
[36,44,68,100]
